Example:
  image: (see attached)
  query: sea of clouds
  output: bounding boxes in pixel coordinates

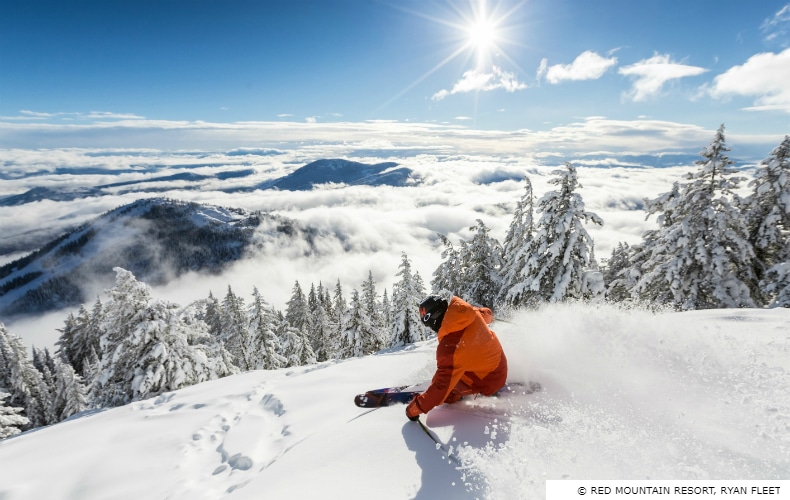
[1,116,780,348]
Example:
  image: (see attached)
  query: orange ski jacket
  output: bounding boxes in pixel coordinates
[412,296,508,414]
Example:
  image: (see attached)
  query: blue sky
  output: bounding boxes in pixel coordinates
[1,0,789,152]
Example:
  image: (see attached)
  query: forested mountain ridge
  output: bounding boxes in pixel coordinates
[260,159,411,190]
[0,198,311,319]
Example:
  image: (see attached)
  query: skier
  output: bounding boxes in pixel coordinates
[406,293,508,421]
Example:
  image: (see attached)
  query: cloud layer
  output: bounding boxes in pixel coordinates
[3,114,776,159]
[5,121,787,348]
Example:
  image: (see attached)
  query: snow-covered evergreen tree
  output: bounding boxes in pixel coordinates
[91,268,233,408]
[81,346,101,391]
[308,283,333,362]
[220,286,251,370]
[632,125,757,309]
[307,283,320,315]
[51,360,88,422]
[203,291,223,339]
[431,234,462,295]
[275,312,316,367]
[0,391,28,439]
[602,242,633,302]
[0,323,52,429]
[744,135,790,306]
[380,289,392,340]
[763,263,790,307]
[285,281,310,333]
[360,271,385,350]
[506,163,603,306]
[32,346,56,391]
[249,287,286,370]
[55,311,79,367]
[390,253,429,347]
[499,176,536,307]
[55,301,102,377]
[339,289,379,358]
[457,219,502,308]
[746,135,790,264]
[326,280,346,360]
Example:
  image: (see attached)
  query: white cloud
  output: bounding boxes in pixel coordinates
[761,4,790,45]
[706,48,790,113]
[618,54,707,102]
[431,66,527,101]
[539,51,618,84]
[16,110,145,121]
[20,110,56,118]
[84,111,145,120]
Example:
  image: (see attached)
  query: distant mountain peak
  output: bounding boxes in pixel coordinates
[263,158,411,190]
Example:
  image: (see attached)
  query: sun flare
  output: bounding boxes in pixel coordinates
[468,17,497,54]
[461,0,513,69]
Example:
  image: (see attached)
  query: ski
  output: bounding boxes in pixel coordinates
[353,381,541,408]
[353,386,420,408]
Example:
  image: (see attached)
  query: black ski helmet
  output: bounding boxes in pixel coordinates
[419,295,449,333]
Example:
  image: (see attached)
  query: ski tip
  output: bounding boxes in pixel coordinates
[354,393,371,408]
[354,392,384,408]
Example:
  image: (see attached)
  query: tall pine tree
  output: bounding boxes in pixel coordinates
[249,287,286,370]
[631,125,757,309]
[220,286,251,370]
[360,271,385,350]
[431,234,462,295]
[339,289,380,358]
[50,360,88,422]
[308,283,333,362]
[506,163,603,306]
[0,323,52,429]
[499,176,536,308]
[390,253,429,347]
[457,219,502,308]
[275,312,316,367]
[745,135,790,306]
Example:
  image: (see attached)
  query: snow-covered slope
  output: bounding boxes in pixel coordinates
[0,305,788,500]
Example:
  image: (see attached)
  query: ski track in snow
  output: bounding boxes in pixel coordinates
[0,304,788,500]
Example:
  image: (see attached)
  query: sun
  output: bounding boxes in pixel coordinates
[467,18,498,59]
[465,3,501,67]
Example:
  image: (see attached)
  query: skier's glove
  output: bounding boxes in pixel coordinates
[406,398,422,421]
